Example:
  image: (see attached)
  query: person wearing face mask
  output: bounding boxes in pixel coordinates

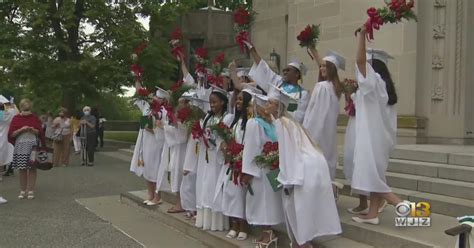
[52,107,72,167]
[80,106,96,166]
[8,99,45,200]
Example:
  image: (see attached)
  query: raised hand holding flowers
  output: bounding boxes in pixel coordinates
[170,27,184,60]
[233,6,256,53]
[357,0,417,41]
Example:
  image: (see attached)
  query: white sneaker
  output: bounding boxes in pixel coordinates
[0,196,7,204]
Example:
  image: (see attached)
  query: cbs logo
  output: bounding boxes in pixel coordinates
[395,201,431,217]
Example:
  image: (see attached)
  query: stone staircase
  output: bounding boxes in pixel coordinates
[108,144,474,248]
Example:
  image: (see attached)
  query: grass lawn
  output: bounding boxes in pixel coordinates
[104,131,138,143]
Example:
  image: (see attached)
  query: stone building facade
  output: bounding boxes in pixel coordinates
[250,0,474,145]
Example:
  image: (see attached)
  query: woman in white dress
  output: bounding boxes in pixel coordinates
[241,93,285,248]
[214,88,255,241]
[345,26,402,225]
[266,87,342,247]
[193,86,232,231]
[303,48,344,182]
[129,80,167,206]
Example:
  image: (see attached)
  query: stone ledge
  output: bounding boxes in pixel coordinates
[337,115,426,129]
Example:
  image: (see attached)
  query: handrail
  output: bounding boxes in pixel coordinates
[445,224,472,248]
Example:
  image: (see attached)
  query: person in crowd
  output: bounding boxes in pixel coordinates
[266,87,342,247]
[80,106,97,166]
[98,115,106,148]
[192,85,233,231]
[8,99,45,200]
[71,110,82,155]
[303,48,345,197]
[129,80,167,206]
[0,95,17,195]
[241,93,285,247]
[44,111,54,147]
[345,26,402,225]
[214,86,257,241]
[242,41,310,124]
[52,107,72,167]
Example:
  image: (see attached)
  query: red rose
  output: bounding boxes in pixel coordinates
[213,52,225,65]
[195,47,208,59]
[233,7,250,25]
[272,142,278,151]
[263,142,273,154]
[171,27,183,40]
[137,87,150,97]
[177,107,192,122]
[170,80,183,92]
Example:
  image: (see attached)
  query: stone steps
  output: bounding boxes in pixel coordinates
[336,166,474,200]
[334,178,474,217]
[120,190,374,248]
[391,145,474,167]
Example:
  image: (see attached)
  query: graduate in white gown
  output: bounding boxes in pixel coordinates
[303,48,345,182]
[0,96,16,168]
[129,80,167,206]
[346,26,402,225]
[241,93,285,248]
[267,86,342,247]
[243,41,309,124]
[214,87,258,241]
[156,60,198,214]
[193,85,232,231]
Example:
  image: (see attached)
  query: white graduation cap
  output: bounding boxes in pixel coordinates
[156,87,171,100]
[209,84,230,99]
[287,59,308,76]
[252,93,268,107]
[323,50,346,71]
[236,67,250,78]
[366,48,394,66]
[0,95,9,104]
[268,84,297,107]
[190,96,209,107]
[241,84,262,95]
[181,90,197,100]
[221,68,230,77]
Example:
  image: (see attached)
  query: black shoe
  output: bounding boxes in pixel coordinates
[81,162,86,166]
[87,162,94,166]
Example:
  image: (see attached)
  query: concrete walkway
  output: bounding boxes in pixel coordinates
[0,149,202,248]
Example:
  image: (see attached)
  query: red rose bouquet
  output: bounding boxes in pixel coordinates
[193,47,209,77]
[361,0,417,41]
[206,52,226,88]
[133,87,152,103]
[130,41,147,82]
[170,27,184,60]
[226,140,245,185]
[342,79,358,117]
[254,142,279,170]
[297,24,320,49]
[209,122,233,144]
[233,6,256,53]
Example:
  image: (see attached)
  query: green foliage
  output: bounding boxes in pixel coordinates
[215,0,253,10]
[104,131,138,143]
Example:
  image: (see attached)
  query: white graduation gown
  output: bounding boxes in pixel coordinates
[248,60,309,123]
[343,63,397,194]
[156,123,188,193]
[130,100,165,183]
[180,135,199,211]
[242,118,285,226]
[0,108,16,165]
[214,119,247,219]
[303,81,340,180]
[194,113,233,231]
[276,117,342,246]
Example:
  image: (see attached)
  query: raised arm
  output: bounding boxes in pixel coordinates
[135,80,142,91]
[356,26,367,77]
[244,41,262,65]
[308,47,324,67]
[228,60,243,91]
[180,56,189,77]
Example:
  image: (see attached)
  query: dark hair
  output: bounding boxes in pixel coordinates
[203,92,228,128]
[231,91,252,131]
[372,59,398,105]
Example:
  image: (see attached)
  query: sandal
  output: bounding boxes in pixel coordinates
[236,232,248,241]
[226,230,238,239]
[18,191,26,199]
[255,230,278,248]
[27,191,35,200]
[167,206,186,214]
